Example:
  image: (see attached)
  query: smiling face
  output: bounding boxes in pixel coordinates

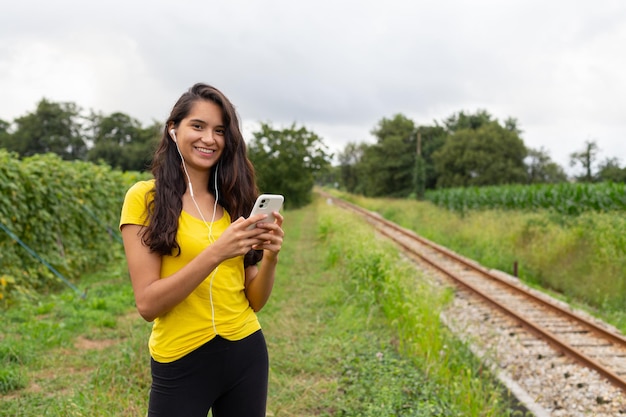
[171,99,225,172]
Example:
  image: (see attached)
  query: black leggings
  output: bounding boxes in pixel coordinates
[148,330,268,417]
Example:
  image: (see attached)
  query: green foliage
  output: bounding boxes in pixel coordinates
[570,139,600,182]
[2,197,527,415]
[443,109,495,132]
[335,109,585,198]
[360,114,418,197]
[0,150,147,303]
[86,112,160,171]
[426,182,626,215]
[247,122,332,208]
[338,347,454,416]
[9,99,86,160]
[337,114,448,198]
[318,203,511,416]
[337,141,368,194]
[433,122,528,187]
[415,125,447,190]
[331,190,626,330]
[0,119,10,148]
[0,98,159,171]
[0,267,149,412]
[596,157,626,183]
[0,365,26,394]
[526,147,568,183]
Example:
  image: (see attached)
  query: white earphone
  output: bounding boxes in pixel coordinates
[169,124,221,336]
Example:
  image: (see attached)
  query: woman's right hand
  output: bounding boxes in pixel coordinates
[209,214,271,260]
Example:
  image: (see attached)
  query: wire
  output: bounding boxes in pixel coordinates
[175,143,220,336]
[0,221,86,299]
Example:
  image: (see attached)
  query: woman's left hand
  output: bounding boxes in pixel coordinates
[251,211,284,256]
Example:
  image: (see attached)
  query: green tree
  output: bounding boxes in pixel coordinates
[11,99,86,160]
[360,114,416,197]
[569,140,600,182]
[337,141,367,194]
[504,117,523,136]
[0,119,11,150]
[443,109,494,132]
[247,122,332,208]
[315,164,341,189]
[86,112,158,171]
[596,157,626,183]
[433,121,528,187]
[126,121,161,171]
[337,117,447,197]
[525,147,568,184]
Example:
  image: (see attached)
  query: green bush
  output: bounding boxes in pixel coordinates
[0,150,147,303]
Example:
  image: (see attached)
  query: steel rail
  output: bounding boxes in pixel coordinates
[325,193,626,392]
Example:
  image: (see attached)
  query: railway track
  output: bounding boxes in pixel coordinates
[325,193,626,416]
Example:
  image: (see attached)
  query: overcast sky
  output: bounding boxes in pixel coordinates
[1,0,625,174]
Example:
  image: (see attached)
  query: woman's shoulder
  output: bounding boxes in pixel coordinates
[120,179,156,228]
[125,179,156,197]
[122,179,156,210]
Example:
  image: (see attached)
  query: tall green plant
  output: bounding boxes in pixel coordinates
[0,150,147,303]
[426,182,626,215]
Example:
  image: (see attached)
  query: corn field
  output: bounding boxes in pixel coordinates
[425,182,626,215]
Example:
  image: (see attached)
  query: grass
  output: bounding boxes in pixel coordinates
[1,196,525,416]
[331,190,626,333]
[0,267,151,415]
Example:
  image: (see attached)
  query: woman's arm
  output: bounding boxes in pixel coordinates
[244,212,284,312]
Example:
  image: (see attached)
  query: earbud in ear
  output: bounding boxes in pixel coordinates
[169,129,177,142]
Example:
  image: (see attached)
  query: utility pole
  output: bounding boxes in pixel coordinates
[414,131,426,199]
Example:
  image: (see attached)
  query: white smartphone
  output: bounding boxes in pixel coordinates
[247,194,284,230]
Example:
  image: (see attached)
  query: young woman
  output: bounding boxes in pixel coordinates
[119,83,284,417]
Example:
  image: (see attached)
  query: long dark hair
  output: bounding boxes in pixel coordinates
[142,83,259,258]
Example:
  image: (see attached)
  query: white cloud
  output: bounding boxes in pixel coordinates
[1,0,625,172]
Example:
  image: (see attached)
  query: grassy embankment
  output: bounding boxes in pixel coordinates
[0,196,523,416]
[333,190,626,333]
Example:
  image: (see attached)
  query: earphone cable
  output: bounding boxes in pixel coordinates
[175,143,220,336]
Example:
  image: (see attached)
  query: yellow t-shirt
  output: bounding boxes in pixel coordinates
[119,180,261,363]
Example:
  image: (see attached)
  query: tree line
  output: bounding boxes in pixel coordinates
[1,98,624,204]
[0,99,158,171]
[0,98,330,209]
[336,111,626,198]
